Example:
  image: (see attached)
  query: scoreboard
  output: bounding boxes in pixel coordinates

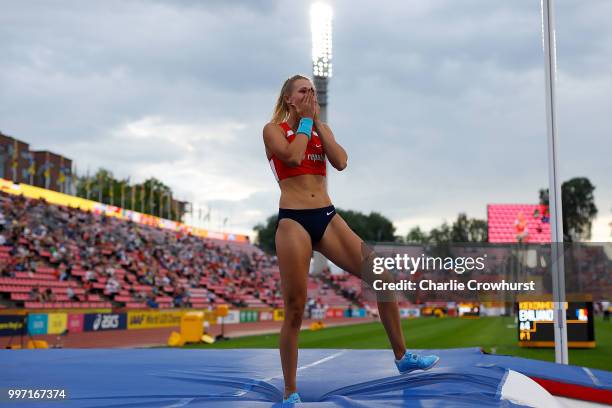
[517,301,595,348]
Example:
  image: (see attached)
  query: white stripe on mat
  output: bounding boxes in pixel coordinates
[582,367,602,387]
[162,398,194,408]
[297,350,347,371]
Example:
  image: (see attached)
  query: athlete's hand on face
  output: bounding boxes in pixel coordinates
[295,89,316,119]
[313,94,320,121]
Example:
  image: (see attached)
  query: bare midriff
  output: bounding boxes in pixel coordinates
[278,174,331,209]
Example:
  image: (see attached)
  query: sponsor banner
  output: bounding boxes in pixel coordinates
[399,308,421,318]
[217,310,240,324]
[480,306,505,317]
[127,311,183,329]
[273,309,285,321]
[311,308,325,320]
[0,315,26,337]
[207,231,226,240]
[67,314,84,333]
[325,308,344,318]
[421,306,446,317]
[28,314,48,335]
[343,308,367,318]
[47,313,68,334]
[239,310,259,323]
[259,310,274,321]
[84,313,127,332]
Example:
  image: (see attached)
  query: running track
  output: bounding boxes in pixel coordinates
[1,317,373,349]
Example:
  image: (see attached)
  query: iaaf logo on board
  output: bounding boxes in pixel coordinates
[93,314,120,331]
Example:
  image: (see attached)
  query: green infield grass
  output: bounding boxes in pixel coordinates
[183,316,611,371]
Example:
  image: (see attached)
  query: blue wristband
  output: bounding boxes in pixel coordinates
[296,117,313,141]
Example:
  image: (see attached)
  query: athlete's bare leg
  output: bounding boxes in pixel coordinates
[276,219,312,399]
[314,215,406,360]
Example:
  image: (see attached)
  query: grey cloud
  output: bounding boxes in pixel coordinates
[0,0,610,238]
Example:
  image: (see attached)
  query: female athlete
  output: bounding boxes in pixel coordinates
[263,74,439,404]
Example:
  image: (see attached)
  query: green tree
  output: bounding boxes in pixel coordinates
[75,170,183,221]
[253,215,278,254]
[451,214,471,242]
[539,177,597,241]
[451,213,488,242]
[75,168,114,203]
[428,222,452,244]
[405,213,487,244]
[467,218,488,242]
[405,226,428,243]
[337,209,396,242]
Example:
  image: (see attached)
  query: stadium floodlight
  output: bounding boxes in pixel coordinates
[310,2,333,78]
[310,2,333,276]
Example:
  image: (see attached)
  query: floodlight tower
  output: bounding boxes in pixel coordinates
[310,2,333,275]
[311,2,333,121]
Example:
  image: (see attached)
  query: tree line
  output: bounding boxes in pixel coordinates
[254,177,599,254]
[75,169,185,221]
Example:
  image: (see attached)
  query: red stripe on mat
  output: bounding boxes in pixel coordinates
[530,377,612,405]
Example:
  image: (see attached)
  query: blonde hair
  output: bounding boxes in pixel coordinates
[271,74,314,123]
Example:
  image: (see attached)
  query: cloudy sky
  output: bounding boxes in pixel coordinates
[1,0,610,240]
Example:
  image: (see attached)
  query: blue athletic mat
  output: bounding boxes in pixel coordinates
[1,348,610,407]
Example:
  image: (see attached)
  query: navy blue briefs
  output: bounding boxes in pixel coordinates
[276,205,336,244]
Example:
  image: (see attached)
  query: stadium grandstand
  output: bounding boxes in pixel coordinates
[0,191,361,313]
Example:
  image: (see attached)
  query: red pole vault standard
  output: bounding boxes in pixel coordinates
[541,0,568,364]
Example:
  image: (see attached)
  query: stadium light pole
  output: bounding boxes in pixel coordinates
[541,0,568,364]
[310,2,333,275]
[311,2,332,122]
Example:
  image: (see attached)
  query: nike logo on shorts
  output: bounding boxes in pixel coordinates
[327,211,334,216]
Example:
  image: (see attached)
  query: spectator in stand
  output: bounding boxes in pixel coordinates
[146,294,159,309]
[42,288,56,302]
[136,290,147,302]
[66,286,76,301]
[173,287,185,308]
[58,263,69,281]
[29,287,43,301]
[14,256,26,272]
[105,276,120,295]
[82,280,92,296]
[85,269,96,282]
[306,297,315,319]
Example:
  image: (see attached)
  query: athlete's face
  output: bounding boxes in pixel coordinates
[286,79,315,107]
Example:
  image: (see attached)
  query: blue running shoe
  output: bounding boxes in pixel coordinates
[282,392,301,404]
[395,352,440,374]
